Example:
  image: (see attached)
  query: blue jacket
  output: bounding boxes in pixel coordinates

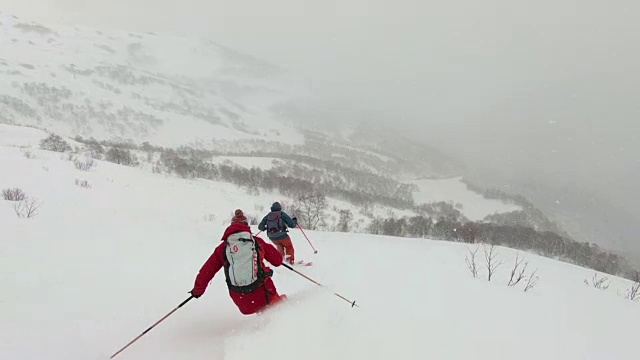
[258,202,297,241]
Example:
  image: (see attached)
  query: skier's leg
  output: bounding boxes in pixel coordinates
[273,240,285,258]
[281,236,295,264]
[263,278,286,309]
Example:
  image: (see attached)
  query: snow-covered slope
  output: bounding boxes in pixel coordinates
[0,11,306,148]
[409,176,521,221]
[2,126,639,360]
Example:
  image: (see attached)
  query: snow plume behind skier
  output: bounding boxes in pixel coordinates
[258,202,298,265]
[190,209,287,315]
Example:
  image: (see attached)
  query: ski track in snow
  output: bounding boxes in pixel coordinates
[1,128,640,360]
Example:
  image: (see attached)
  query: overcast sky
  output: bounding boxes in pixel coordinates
[2,0,639,227]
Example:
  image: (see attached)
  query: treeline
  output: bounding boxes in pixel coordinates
[156,147,416,209]
[69,137,477,220]
[72,137,418,208]
[367,214,638,280]
[72,136,139,166]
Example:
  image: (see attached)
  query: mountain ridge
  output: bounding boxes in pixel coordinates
[0,11,306,149]
[0,11,463,181]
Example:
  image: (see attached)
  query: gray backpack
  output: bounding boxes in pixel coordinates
[222,231,266,294]
[265,211,286,239]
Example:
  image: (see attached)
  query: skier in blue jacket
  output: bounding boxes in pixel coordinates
[258,202,298,264]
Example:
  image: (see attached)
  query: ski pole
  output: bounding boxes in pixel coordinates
[281,263,358,307]
[110,295,194,359]
[297,224,318,253]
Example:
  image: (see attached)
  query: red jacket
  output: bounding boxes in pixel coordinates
[192,222,284,314]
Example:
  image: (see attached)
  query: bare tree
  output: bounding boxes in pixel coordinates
[14,198,40,218]
[584,272,610,290]
[624,271,640,301]
[465,246,480,278]
[483,243,504,281]
[336,209,353,232]
[524,269,539,292]
[508,253,529,287]
[292,191,328,230]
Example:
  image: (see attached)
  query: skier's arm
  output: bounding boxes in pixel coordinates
[257,237,283,267]
[258,216,267,231]
[282,212,298,227]
[192,245,224,296]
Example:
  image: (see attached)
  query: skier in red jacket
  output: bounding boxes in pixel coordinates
[189,209,287,315]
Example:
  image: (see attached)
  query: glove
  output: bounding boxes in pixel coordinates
[264,268,274,277]
[189,289,202,299]
[292,217,297,223]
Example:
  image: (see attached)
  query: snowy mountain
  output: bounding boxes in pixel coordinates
[0,11,464,180]
[1,126,639,360]
[1,12,625,269]
[0,11,307,148]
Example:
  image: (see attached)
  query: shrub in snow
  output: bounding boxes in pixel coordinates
[21,146,35,159]
[2,188,27,201]
[13,198,40,218]
[73,156,95,171]
[524,269,539,292]
[584,272,610,290]
[203,214,216,222]
[40,133,72,152]
[75,179,91,189]
[624,273,640,301]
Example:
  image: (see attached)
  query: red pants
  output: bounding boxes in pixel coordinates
[273,236,295,264]
[228,277,285,315]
